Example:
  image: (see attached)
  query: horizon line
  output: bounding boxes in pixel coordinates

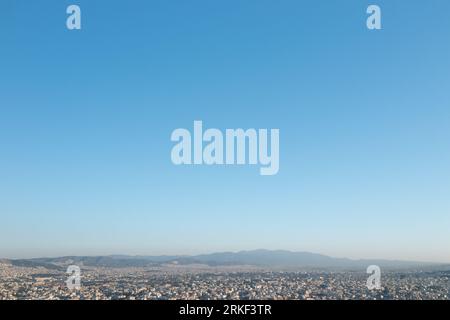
[2,249,449,265]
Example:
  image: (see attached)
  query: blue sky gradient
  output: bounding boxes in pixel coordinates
[1,0,449,261]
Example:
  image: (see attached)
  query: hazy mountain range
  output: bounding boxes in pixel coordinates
[2,250,447,271]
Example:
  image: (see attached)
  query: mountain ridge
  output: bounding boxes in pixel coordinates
[3,249,445,270]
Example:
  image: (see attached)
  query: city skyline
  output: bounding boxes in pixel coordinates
[1,262,449,300]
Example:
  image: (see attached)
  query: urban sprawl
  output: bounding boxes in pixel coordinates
[0,263,448,300]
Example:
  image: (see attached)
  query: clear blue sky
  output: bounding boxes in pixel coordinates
[1,0,449,262]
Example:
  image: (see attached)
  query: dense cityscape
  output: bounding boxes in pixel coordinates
[1,261,449,300]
